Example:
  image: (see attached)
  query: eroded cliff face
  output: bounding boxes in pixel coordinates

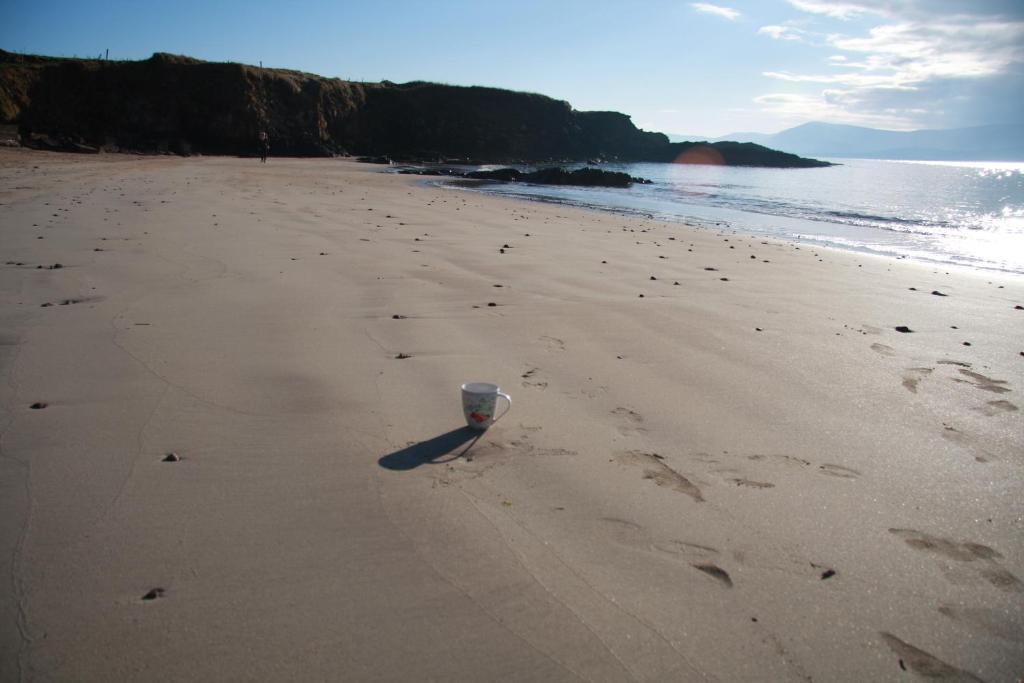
[1,52,369,155]
[0,50,830,167]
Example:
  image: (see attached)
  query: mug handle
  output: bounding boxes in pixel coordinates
[493,391,512,424]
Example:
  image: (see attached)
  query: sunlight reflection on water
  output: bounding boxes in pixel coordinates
[440,157,1024,274]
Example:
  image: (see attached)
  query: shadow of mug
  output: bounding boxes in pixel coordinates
[378,426,483,471]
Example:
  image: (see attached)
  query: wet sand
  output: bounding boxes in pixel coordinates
[1,149,1022,681]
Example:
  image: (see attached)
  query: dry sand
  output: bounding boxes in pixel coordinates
[0,149,1021,682]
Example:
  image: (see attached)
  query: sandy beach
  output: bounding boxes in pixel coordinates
[1,149,1021,681]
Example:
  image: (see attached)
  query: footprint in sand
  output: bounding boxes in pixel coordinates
[880,633,984,682]
[749,453,811,468]
[520,366,548,390]
[651,539,720,560]
[42,295,105,308]
[974,400,1018,416]
[870,343,896,356]
[818,464,861,479]
[605,522,732,583]
[141,588,166,601]
[938,605,1024,643]
[599,517,651,549]
[954,369,1012,394]
[616,450,704,502]
[940,425,996,463]
[535,447,578,457]
[902,367,933,393]
[693,563,733,587]
[610,406,647,435]
[539,335,566,351]
[688,452,818,490]
[728,477,775,489]
[889,528,1022,592]
[487,431,576,460]
[940,425,969,446]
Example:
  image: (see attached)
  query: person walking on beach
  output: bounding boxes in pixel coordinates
[258,130,269,163]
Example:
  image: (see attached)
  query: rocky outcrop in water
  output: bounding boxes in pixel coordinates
[0,50,832,167]
[402,166,652,187]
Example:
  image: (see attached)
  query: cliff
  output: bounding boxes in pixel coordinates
[0,50,830,167]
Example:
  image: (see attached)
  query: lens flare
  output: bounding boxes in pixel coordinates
[673,145,725,166]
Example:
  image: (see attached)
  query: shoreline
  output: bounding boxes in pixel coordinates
[431,175,1024,280]
[1,149,1021,681]
[396,157,1024,277]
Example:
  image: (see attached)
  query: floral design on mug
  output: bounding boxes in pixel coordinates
[461,383,510,430]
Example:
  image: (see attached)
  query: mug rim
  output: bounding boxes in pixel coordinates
[462,382,499,393]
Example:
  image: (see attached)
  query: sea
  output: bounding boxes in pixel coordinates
[413,158,1024,276]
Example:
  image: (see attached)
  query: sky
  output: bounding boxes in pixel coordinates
[2,0,1022,137]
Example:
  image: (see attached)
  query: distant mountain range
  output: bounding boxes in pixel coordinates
[669,122,1024,161]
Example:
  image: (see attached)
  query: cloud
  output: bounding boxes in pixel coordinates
[691,3,741,21]
[829,21,1024,78]
[758,25,807,41]
[754,92,918,128]
[756,3,1024,128]
[786,0,890,20]
[762,70,913,88]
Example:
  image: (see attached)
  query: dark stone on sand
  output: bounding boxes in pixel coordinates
[391,314,407,319]
[650,276,656,280]
[673,281,680,286]
[162,453,180,462]
[895,326,914,333]
[963,342,971,346]
[50,263,63,269]
[30,402,47,409]
[909,287,917,291]
[704,267,718,271]
[40,302,52,307]
[487,302,497,307]
[720,278,729,281]
[499,248,504,253]
[141,588,165,601]
[395,353,412,359]
[931,290,947,296]
[821,569,836,579]
[755,327,763,332]
[638,294,644,298]
[1016,305,1024,310]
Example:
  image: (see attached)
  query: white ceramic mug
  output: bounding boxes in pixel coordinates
[461,382,512,430]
